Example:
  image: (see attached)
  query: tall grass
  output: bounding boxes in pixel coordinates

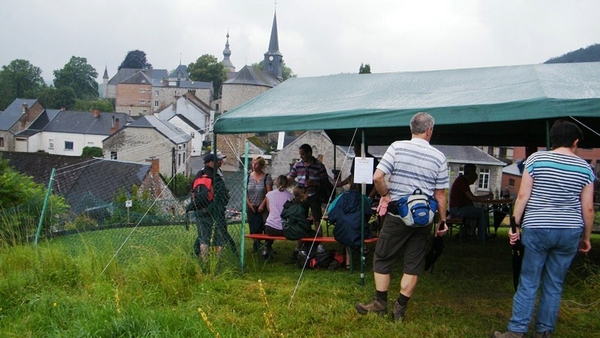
[0,227,599,337]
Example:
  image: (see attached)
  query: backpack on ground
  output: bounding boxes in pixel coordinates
[187,174,214,211]
[303,250,345,270]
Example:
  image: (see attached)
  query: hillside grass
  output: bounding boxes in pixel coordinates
[0,226,599,337]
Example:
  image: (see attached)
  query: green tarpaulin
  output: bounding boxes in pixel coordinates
[214,62,600,147]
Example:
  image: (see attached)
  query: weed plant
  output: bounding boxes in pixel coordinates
[0,227,599,337]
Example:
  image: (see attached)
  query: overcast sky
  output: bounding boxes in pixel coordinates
[1,0,599,84]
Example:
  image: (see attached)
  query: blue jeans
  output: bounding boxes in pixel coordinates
[507,227,582,333]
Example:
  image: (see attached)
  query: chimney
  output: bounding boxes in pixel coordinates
[110,117,120,134]
[92,108,100,118]
[20,103,30,130]
[146,157,160,174]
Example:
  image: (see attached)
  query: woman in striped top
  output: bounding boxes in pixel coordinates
[494,121,595,338]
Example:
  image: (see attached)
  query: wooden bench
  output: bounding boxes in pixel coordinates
[244,234,378,271]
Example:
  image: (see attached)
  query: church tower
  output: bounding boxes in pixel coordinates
[263,11,283,80]
[102,65,109,98]
[221,32,236,72]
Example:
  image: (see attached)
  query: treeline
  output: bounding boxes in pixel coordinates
[544,43,600,64]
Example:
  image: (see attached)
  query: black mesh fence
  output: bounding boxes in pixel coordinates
[25,168,248,272]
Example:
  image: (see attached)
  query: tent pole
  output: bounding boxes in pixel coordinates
[360,129,366,286]
[545,120,551,150]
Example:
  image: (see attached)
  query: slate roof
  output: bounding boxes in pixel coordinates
[43,110,130,135]
[107,68,169,85]
[169,65,189,79]
[152,79,212,89]
[0,98,38,130]
[368,145,506,166]
[120,71,152,85]
[15,109,60,137]
[0,151,152,214]
[125,115,191,144]
[224,65,281,87]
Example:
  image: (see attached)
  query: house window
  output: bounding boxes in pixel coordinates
[65,141,74,151]
[477,168,490,190]
[0,137,4,148]
[191,132,195,138]
[155,90,159,95]
[110,151,117,160]
[48,139,54,150]
[140,99,146,104]
[87,142,94,146]
[154,101,159,107]
[142,109,147,114]
[508,178,515,188]
[178,153,181,166]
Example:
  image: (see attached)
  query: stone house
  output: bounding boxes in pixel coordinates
[155,92,213,156]
[102,115,192,177]
[0,98,45,152]
[115,71,154,116]
[269,130,351,179]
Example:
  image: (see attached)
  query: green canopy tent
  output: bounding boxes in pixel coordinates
[214,62,600,148]
[215,62,600,281]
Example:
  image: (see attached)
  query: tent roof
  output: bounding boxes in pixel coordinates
[214,62,600,148]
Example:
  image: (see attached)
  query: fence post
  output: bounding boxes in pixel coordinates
[35,168,56,247]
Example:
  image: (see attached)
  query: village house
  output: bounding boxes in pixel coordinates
[102,115,192,177]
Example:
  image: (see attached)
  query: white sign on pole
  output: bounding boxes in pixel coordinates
[353,157,374,184]
[125,200,132,208]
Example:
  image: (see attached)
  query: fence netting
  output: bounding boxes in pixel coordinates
[20,164,248,272]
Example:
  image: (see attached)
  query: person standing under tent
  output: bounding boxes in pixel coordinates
[493,120,594,338]
[288,144,328,236]
[355,112,449,322]
[246,156,273,253]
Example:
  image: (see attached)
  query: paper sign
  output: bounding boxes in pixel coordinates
[353,157,374,184]
[125,200,132,208]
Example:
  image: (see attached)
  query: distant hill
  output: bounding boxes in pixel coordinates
[544,43,600,64]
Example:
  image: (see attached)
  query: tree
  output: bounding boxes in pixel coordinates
[53,56,99,100]
[0,59,46,110]
[38,86,77,109]
[359,63,371,74]
[118,50,152,70]
[81,146,103,157]
[251,60,296,80]
[72,98,114,112]
[0,158,69,244]
[544,43,600,64]
[188,54,227,100]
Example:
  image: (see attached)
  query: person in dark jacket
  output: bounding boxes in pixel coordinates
[281,186,319,256]
[195,153,235,261]
[328,184,373,248]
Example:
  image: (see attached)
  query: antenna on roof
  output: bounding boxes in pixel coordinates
[179,53,182,66]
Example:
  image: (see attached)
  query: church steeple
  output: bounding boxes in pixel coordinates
[221,32,235,72]
[263,11,283,80]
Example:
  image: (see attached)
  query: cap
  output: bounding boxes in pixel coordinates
[203,152,226,163]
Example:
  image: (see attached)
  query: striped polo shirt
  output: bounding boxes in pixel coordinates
[523,151,595,229]
[377,138,449,200]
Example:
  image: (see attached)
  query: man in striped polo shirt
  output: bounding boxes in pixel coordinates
[356,112,449,322]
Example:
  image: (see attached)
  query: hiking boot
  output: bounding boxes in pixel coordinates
[533,332,553,338]
[491,331,524,338]
[355,297,387,316]
[392,300,407,322]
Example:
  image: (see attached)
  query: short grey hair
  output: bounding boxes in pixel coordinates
[410,112,435,134]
